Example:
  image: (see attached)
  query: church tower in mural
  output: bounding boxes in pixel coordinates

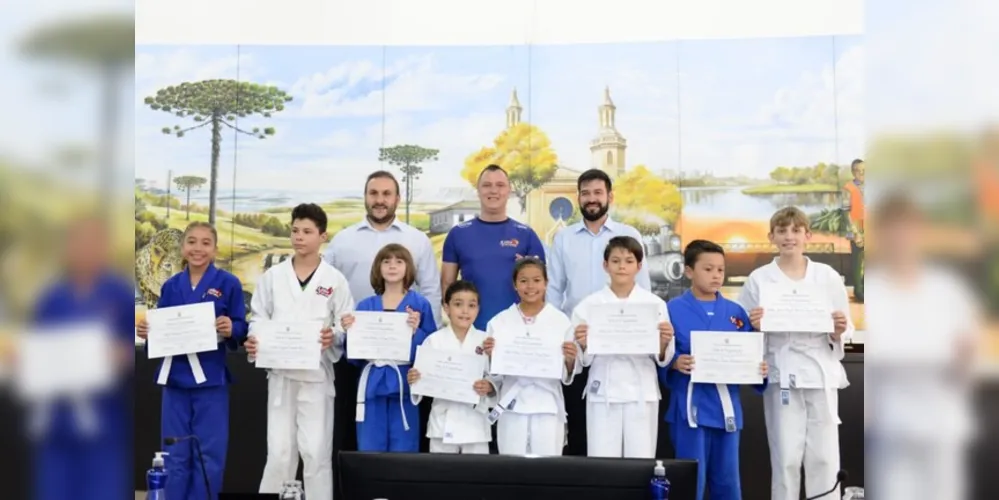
[590,86,627,178]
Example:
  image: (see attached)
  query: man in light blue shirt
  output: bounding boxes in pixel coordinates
[323,170,442,323]
[546,168,651,315]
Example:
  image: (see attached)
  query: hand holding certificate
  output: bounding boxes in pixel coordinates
[145,302,219,359]
[689,331,765,385]
[347,311,412,363]
[587,303,660,355]
[15,322,116,400]
[410,346,485,405]
[759,283,834,333]
[489,326,563,379]
[252,321,324,370]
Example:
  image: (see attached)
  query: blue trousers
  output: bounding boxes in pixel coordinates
[34,434,128,500]
[357,395,421,452]
[162,385,229,500]
[670,424,742,500]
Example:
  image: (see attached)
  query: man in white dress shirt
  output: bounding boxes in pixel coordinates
[323,170,442,324]
[547,168,651,316]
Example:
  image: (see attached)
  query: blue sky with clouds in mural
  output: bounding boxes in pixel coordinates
[133,36,863,196]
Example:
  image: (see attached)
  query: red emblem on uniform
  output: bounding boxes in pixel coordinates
[730,316,744,329]
[207,288,222,298]
[316,286,333,297]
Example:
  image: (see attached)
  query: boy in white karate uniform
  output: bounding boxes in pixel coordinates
[737,206,852,500]
[245,204,354,500]
[484,257,581,456]
[571,236,675,458]
[409,280,495,454]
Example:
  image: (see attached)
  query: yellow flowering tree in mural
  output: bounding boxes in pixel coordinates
[461,123,559,212]
[613,165,683,234]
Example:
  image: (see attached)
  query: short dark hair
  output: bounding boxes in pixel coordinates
[603,235,644,263]
[370,243,417,294]
[683,239,725,268]
[477,164,508,183]
[444,280,479,304]
[365,170,400,196]
[291,203,328,233]
[851,158,864,172]
[577,168,612,192]
[512,256,547,283]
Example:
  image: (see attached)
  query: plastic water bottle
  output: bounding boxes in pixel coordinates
[279,480,306,499]
[145,451,169,500]
[649,459,670,500]
[843,486,864,499]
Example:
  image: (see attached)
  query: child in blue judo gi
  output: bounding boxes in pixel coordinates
[342,243,436,452]
[28,217,134,500]
[662,239,768,500]
[137,221,248,500]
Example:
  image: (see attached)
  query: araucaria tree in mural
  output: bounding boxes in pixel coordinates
[378,145,439,224]
[462,123,559,212]
[174,175,207,221]
[145,80,292,224]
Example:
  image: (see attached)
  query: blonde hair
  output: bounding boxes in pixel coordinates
[769,206,810,233]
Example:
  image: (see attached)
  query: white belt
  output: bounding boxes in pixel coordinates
[157,353,208,386]
[777,340,840,424]
[582,356,643,406]
[494,379,566,423]
[356,361,409,431]
[686,379,737,432]
[28,395,99,438]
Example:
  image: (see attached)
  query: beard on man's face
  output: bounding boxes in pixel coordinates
[580,201,609,222]
[366,202,396,224]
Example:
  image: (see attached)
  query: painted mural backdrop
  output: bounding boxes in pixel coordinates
[134,36,866,330]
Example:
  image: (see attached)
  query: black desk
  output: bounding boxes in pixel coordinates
[128,349,868,499]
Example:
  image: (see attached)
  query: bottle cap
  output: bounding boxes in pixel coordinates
[153,451,170,467]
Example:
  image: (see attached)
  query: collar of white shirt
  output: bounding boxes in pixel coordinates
[357,217,404,233]
[572,217,621,236]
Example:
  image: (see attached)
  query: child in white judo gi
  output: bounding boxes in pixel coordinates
[408,280,495,453]
[244,204,354,500]
[571,235,676,458]
[483,257,580,456]
[737,206,852,500]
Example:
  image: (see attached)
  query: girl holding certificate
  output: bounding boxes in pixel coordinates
[408,280,495,454]
[483,257,580,456]
[135,221,247,500]
[663,240,768,500]
[343,243,436,453]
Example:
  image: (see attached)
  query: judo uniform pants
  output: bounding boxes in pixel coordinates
[35,433,129,500]
[670,424,741,500]
[429,439,490,454]
[259,376,335,500]
[586,401,658,458]
[870,435,966,500]
[357,395,421,452]
[162,385,229,500]
[497,412,564,456]
[763,385,840,500]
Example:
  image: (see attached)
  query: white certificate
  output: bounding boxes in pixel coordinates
[146,302,219,359]
[587,303,660,355]
[252,320,324,370]
[490,326,564,379]
[411,345,485,405]
[759,283,834,333]
[690,331,765,385]
[347,311,412,363]
[15,322,116,400]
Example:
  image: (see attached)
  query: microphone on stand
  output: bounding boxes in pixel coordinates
[805,470,848,500]
[164,435,213,499]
